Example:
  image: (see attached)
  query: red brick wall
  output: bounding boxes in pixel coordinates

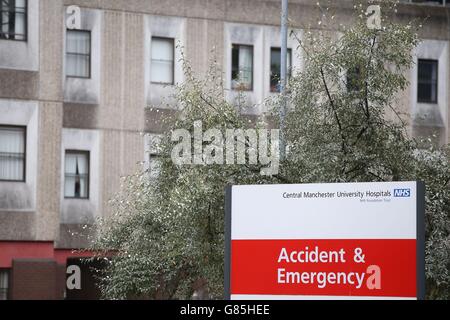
[10,259,64,300]
[56,263,67,299]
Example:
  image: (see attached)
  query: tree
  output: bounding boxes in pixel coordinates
[91,5,450,299]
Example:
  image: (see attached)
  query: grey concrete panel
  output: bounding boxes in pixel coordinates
[63,103,99,129]
[0,211,36,240]
[0,69,39,100]
[56,223,95,249]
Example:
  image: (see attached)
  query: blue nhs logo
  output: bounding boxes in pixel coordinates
[394,189,411,197]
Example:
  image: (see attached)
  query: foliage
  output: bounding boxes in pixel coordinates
[92,6,450,299]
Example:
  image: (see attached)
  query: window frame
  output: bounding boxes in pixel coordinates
[64,150,90,200]
[0,269,10,300]
[0,124,26,183]
[417,59,438,104]
[231,43,254,92]
[270,47,292,93]
[65,29,92,79]
[150,36,175,85]
[0,0,28,42]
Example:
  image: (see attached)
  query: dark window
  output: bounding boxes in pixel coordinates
[418,59,438,103]
[231,44,253,91]
[347,66,363,92]
[270,47,292,92]
[0,125,26,182]
[151,37,175,85]
[66,30,91,78]
[0,269,9,300]
[0,0,27,41]
[65,151,89,199]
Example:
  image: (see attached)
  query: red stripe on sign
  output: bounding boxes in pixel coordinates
[231,239,416,298]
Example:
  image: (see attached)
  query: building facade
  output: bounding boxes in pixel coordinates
[0,0,449,300]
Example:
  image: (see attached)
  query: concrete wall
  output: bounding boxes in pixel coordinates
[98,9,147,219]
[0,100,38,212]
[145,15,186,108]
[411,39,449,145]
[34,0,65,242]
[36,102,62,241]
[263,26,303,101]
[39,0,64,101]
[224,23,303,113]
[100,130,144,219]
[57,128,100,248]
[224,22,264,110]
[63,8,102,104]
[60,128,100,225]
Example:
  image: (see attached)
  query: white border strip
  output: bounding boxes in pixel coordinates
[231,294,416,300]
[232,182,417,239]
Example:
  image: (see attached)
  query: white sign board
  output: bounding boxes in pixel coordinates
[225,181,425,300]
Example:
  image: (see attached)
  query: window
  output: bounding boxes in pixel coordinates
[151,37,174,84]
[418,59,438,103]
[66,30,91,78]
[0,270,9,300]
[0,0,26,41]
[270,47,292,92]
[0,126,25,182]
[231,44,253,91]
[65,151,89,199]
[347,66,363,92]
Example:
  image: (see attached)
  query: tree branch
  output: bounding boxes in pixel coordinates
[367,171,386,182]
[363,36,377,120]
[200,94,239,127]
[320,67,347,156]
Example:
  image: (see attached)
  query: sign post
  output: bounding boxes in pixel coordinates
[225,181,425,300]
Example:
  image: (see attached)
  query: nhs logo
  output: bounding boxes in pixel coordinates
[394,189,411,197]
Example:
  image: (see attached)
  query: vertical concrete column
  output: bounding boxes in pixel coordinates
[36,102,62,241]
[100,11,145,218]
[185,18,224,83]
[39,0,64,101]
